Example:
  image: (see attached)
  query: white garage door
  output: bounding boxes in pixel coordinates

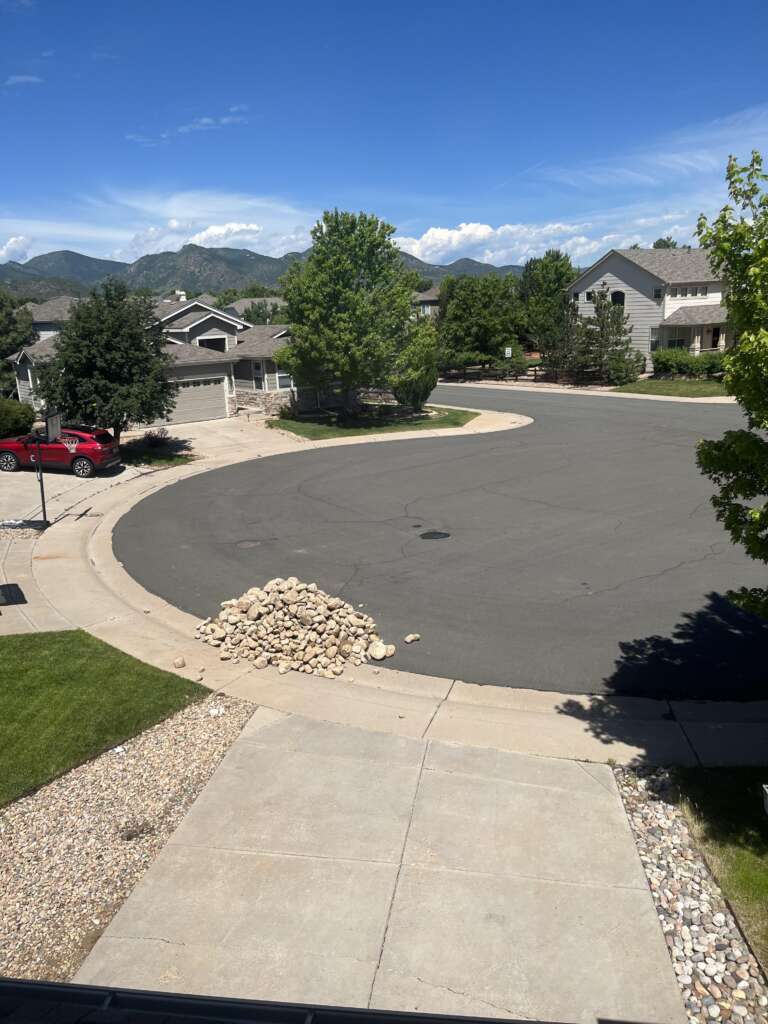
[163,376,228,425]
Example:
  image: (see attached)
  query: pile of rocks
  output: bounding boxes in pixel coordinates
[615,767,768,1024]
[195,577,396,677]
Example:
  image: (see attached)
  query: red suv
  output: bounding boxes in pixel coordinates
[0,426,121,478]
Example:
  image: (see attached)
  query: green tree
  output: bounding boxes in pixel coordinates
[437,274,523,368]
[540,298,581,380]
[36,279,175,444]
[518,249,576,352]
[652,236,679,249]
[241,299,285,324]
[276,210,416,410]
[0,289,37,393]
[578,286,644,383]
[696,151,768,616]
[389,317,439,411]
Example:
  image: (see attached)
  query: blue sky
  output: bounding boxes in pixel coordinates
[2,0,768,267]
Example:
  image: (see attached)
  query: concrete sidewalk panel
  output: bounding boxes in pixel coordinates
[242,713,425,767]
[405,765,646,888]
[168,742,420,861]
[427,701,696,765]
[684,722,768,765]
[77,845,395,1006]
[371,865,685,1024]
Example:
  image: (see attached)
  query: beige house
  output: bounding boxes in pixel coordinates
[569,248,733,365]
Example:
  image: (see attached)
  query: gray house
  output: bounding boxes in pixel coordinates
[10,293,300,425]
[569,248,733,365]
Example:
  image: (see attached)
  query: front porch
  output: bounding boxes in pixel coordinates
[651,304,732,354]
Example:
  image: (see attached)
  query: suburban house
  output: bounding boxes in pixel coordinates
[10,293,300,426]
[412,286,440,317]
[569,248,733,365]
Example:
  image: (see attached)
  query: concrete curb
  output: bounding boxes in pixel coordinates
[437,380,737,404]
[8,409,767,767]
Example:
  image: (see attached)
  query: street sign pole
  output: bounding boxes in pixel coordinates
[35,435,47,527]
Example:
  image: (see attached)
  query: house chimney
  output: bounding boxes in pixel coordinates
[174,289,187,303]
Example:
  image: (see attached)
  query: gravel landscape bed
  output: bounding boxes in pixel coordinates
[615,767,768,1024]
[0,694,254,981]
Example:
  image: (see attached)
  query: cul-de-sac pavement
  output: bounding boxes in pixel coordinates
[115,384,766,699]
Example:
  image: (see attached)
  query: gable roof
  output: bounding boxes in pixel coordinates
[570,248,720,291]
[232,324,290,359]
[23,295,79,323]
[10,333,60,364]
[156,299,249,330]
[412,286,440,303]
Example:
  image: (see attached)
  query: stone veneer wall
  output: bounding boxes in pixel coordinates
[235,387,318,416]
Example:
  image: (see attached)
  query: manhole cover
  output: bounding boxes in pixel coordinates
[420,530,450,540]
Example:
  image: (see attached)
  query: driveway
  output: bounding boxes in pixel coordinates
[77,709,684,1023]
[113,386,764,698]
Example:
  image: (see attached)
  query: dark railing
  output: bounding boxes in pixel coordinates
[0,977,555,1024]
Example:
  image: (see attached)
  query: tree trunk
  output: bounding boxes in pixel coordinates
[113,424,121,446]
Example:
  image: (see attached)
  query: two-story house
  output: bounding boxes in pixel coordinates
[568,248,732,366]
[10,292,299,425]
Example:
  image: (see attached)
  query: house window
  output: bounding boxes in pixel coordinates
[680,287,688,297]
[611,291,625,306]
[691,286,698,297]
[670,287,678,298]
[585,291,594,302]
[573,292,580,302]
[650,328,660,351]
[653,288,662,300]
[253,361,264,390]
[277,370,293,390]
[700,285,708,296]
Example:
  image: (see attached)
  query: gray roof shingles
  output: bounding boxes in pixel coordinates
[165,342,234,365]
[23,296,80,323]
[224,296,287,318]
[232,324,290,358]
[660,304,728,326]
[616,248,718,284]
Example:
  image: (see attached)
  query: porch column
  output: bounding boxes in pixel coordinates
[691,326,701,355]
[718,328,727,352]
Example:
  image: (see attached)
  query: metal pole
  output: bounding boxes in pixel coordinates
[35,436,47,527]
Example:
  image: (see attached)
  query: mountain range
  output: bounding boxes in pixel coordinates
[0,245,523,301]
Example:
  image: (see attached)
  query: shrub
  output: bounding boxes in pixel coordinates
[605,349,646,385]
[390,319,439,411]
[0,398,35,438]
[652,348,727,378]
[143,426,169,448]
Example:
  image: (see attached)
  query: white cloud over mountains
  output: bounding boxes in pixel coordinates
[0,235,30,261]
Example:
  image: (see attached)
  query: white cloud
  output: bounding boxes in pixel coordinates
[4,74,42,86]
[128,109,249,146]
[0,235,30,262]
[188,222,263,247]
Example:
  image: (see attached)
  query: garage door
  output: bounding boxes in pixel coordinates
[161,376,228,425]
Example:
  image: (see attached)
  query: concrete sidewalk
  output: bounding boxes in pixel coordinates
[76,709,685,1024]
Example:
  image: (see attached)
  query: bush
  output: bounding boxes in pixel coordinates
[605,349,646,385]
[652,348,726,378]
[0,398,35,438]
[142,426,169,448]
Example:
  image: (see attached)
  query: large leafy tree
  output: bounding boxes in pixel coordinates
[276,210,416,410]
[518,249,576,351]
[36,279,175,443]
[696,151,768,615]
[0,289,37,393]
[241,299,285,324]
[437,274,523,368]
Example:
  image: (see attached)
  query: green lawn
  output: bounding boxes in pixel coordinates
[0,630,206,807]
[613,379,728,397]
[676,767,768,968]
[268,405,478,440]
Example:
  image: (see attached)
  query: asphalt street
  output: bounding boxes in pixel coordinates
[114,386,767,697]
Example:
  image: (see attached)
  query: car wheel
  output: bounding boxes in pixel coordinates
[0,451,20,472]
[71,456,95,478]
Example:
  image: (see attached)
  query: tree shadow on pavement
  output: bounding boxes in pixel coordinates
[557,592,768,754]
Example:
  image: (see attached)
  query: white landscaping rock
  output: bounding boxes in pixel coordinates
[195,577,396,678]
